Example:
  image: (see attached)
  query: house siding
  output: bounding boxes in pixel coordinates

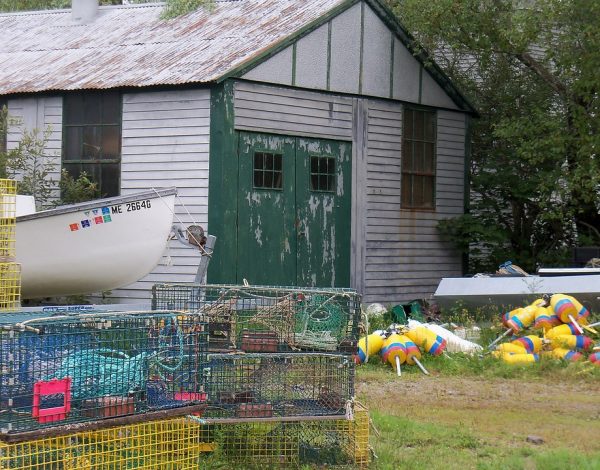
[110,88,211,302]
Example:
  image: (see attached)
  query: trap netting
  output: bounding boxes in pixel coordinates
[152,284,361,353]
[202,353,354,419]
[0,311,208,437]
[0,405,370,469]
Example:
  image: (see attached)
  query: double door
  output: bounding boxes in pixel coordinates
[237,132,351,287]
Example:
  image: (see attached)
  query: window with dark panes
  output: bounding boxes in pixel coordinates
[310,155,336,192]
[63,90,121,197]
[253,151,283,189]
[402,107,436,209]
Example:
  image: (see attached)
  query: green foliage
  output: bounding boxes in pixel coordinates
[0,0,214,16]
[58,169,100,204]
[161,0,214,19]
[388,0,600,273]
[0,108,56,209]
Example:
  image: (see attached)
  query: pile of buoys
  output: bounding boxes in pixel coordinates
[491,294,598,366]
[355,324,446,376]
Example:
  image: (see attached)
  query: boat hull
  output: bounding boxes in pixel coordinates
[16,188,176,299]
[434,275,600,310]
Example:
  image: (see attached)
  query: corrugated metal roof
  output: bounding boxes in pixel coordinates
[0,0,347,94]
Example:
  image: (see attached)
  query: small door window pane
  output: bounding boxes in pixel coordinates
[253,151,282,190]
[310,156,336,192]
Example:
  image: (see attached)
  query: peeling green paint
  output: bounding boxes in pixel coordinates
[236,132,351,287]
[207,80,238,284]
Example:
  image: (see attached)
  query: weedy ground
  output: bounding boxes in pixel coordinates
[357,349,600,470]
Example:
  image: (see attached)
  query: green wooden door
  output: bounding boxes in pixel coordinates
[237,132,351,287]
[295,137,351,287]
[237,132,297,285]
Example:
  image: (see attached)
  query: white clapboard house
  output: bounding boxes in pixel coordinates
[0,0,476,304]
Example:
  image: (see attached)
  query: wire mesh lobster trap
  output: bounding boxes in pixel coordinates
[0,405,370,469]
[202,353,354,420]
[197,402,370,468]
[152,284,361,353]
[0,310,208,438]
[0,417,211,470]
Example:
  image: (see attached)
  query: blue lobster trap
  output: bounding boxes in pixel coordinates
[0,310,208,439]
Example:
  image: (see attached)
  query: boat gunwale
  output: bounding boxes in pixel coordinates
[16,187,177,222]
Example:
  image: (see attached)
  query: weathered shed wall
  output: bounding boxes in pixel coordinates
[114,88,211,301]
[363,103,465,303]
[242,1,460,111]
[6,96,62,205]
[8,89,211,303]
[233,80,465,304]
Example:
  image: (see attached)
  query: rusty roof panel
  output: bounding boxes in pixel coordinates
[0,0,346,94]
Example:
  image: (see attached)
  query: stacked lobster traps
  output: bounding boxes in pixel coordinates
[0,284,368,468]
[151,283,370,468]
[0,180,19,312]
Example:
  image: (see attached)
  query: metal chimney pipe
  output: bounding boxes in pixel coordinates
[72,0,99,24]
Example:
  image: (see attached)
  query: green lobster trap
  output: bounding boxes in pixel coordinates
[202,353,354,420]
[151,284,361,353]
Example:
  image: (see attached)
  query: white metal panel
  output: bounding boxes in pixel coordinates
[329,2,361,94]
[243,46,293,86]
[112,88,211,303]
[392,37,420,102]
[421,69,460,110]
[361,4,392,98]
[295,23,329,90]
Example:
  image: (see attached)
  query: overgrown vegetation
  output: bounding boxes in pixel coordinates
[0,0,214,17]
[387,0,600,273]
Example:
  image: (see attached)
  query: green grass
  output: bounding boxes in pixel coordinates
[357,325,600,470]
[368,410,600,470]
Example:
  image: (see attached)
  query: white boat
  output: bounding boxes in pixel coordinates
[434,273,600,311]
[16,188,177,299]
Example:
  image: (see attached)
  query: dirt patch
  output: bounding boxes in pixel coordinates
[357,376,600,451]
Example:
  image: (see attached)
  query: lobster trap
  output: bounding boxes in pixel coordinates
[203,353,354,419]
[0,310,208,439]
[0,417,211,469]
[0,405,370,469]
[0,179,17,260]
[199,402,370,468]
[0,263,20,312]
[152,284,361,353]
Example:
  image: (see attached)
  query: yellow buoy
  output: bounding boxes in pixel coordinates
[500,352,539,365]
[405,326,447,356]
[549,334,593,351]
[496,343,527,355]
[542,348,583,362]
[356,333,384,364]
[511,335,543,353]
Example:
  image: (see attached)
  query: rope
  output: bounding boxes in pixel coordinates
[151,188,211,256]
[47,316,185,400]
